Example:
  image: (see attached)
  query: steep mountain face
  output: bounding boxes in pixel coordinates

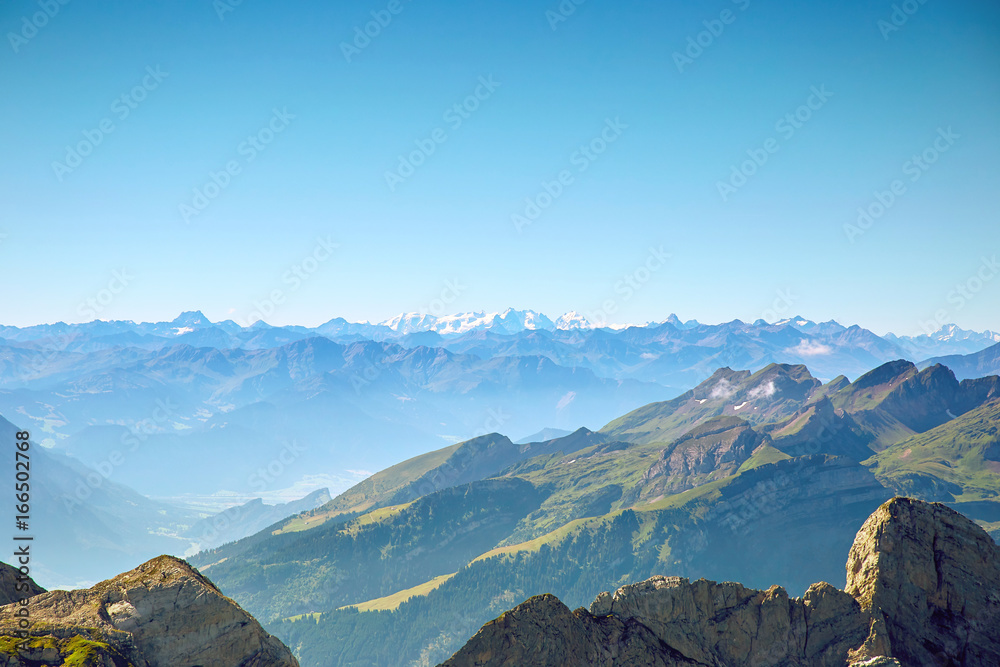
[639,416,765,497]
[441,497,999,667]
[0,564,44,606]
[0,555,298,667]
[260,451,891,666]
[845,497,1000,665]
[876,363,1000,433]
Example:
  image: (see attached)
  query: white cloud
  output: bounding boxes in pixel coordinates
[748,380,776,400]
[556,391,577,410]
[788,339,833,357]
[710,378,736,399]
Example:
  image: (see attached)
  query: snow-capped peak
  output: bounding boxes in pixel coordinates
[774,315,816,329]
[555,311,593,330]
[379,309,559,336]
[380,312,438,334]
[492,308,556,334]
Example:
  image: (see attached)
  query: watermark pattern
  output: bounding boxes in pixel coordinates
[52,66,169,182]
[235,235,339,327]
[584,245,671,327]
[401,407,511,502]
[384,76,501,191]
[844,126,958,243]
[420,279,467,318]
[877,0,930,40]
[213,0,245,21]
[511,117,627,232]
[179,107,295,223]
[672,0,751,73]
[76,268,134,320]
[62,398,178,514]
[918,255,998,335]
[545,0,587,31]
[340,0,414,62]
[195,440,308,549]
[15,334,73,384]
[7,0,71,53]
[760,288,797,324]
[684,287,798,386]
[717,85,833,201]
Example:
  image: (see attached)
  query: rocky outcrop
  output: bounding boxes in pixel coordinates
[845,497,1000,666]
[0,555,298,667]
[0,563,43,607]
[440,497,1000,667]
[641,416,765,496]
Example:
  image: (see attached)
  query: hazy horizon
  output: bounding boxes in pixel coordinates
[2,305,998,339]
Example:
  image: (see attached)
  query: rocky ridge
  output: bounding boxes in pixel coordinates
[0,555,298,667]
[440,497,1000,666]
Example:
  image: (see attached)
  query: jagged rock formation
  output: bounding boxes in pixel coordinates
[0,555,298,667]
[0,564,44,607]
[640,416,766,496]
[845,497,1000,665]
[440,497,1000,666]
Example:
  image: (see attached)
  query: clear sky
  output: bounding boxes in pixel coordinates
[1,0,998,335]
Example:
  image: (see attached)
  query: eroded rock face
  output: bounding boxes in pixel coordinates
[845,497,1000,666]
[441,576,866,667]
[598,576,866,667]
[641,417,766,496]
[441,497,1000,667]
[0,555,298,667]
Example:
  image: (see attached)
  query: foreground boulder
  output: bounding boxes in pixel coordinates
[846,497,1000,665]
[440,497,1000,666]
[0,555,298,667]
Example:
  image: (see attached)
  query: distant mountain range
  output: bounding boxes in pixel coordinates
[190,357,1000,666]
[2,308,998,347]
[3,310,998,393]
[3,310,998,594]
[2,311,997,500]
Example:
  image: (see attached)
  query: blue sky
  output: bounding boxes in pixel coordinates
[1,0,998,335]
